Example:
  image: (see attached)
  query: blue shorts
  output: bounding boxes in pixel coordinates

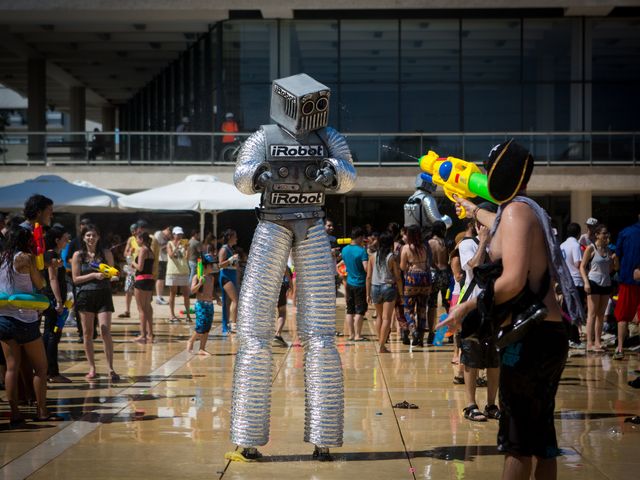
[0,316,41,344]
[195,301,214,334]
[371,284,397,304]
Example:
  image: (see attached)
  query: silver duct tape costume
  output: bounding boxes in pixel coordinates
[404,174,453,229]
[231,74,355,449]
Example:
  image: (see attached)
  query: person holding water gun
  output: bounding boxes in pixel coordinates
[71,224,119,382]
[42,226,73,383]
[19,195,54,267]
[0,225,64,426]
[187,254,221,355]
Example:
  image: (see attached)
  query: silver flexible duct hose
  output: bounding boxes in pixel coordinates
[292,221,344,447]
[422,194,453,229]
[323,127,356,194]
[230,221,293,447]
[234,130,266,195]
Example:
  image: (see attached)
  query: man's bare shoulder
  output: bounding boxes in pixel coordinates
[499,201,536,226]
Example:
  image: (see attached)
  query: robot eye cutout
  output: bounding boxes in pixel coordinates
[315,97,328,112]
[302,100,315,115]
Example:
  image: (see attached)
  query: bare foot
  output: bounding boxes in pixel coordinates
[133,335,146,344]
[146,335,155,344]
[197,349,213,356]
[85,370,97,380]
[379,345,391,354]
[187,340,194,354]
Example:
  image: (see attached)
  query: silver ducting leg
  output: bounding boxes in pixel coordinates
[230,221,292,447]
[293,221,344,447]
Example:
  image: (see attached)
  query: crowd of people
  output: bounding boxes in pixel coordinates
[1,173,639,478]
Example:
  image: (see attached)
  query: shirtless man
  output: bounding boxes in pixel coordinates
[427,221,450,344]
[439,140,582,480]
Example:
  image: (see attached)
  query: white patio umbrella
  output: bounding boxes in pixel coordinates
[117,175,260,238]
[0,174,121,212]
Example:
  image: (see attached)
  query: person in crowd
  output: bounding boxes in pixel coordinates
[449,231,467,377]
[561,223,586,310]
[613,214,640,360]
[442,141,582,480]
[0,227,63,425]
[188,230,202,286]
[579,217,598,249]
[88,128,105,160]
[580,224,617,353]
[63,217,93,340]
[71,224,119,381]
[428,220,451,344]
[274,264,292,347]
[218,229,240,334]
[42,226,72,383]
[132,230,155,344]
[387,222,406,340]
[153,225,172,305]
[176,116,192,160]
[366,231,403,353]
[187,254,220,355]
[342,227,369,341]
[119,222,139,319]
[457,211,500,421]
[400,224,431,346]
[166,226,191,323]
[20,194,53,232]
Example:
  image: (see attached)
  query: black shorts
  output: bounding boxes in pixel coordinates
[0,315,41,345]
[76,289,115,315]
[346,285,367,315]
[157,261,168,280]
[277,283,289,308]
[588,280,612,296]
[460,335,500,369]
[134,279,155,291]
[498,321,568,459]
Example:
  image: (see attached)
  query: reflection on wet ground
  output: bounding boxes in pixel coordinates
[1,295,639,479]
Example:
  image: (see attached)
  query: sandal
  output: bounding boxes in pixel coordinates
[110,372,121,382]
[463,404,487,422]
[393,401,419,409]
[484,404,501,420]
[453,376,465,385]
[628,377,640,389]
[117,312,130,318]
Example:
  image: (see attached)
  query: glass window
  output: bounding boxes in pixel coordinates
[401,19,460,82]
[523,19,579,82]
[235,83,271,132]
[523,83,571,131]
[590,18,640,82]
[463,84,521,132]
[285,20,339,83]
[462,19,521,82]
[340,83,398,132]
[340,20,399,83]
[592,83,640,131]
[222,21,276,83]
[401,83,460,132]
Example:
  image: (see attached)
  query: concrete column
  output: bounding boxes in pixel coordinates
[27,57,46,158]
[101,105,116,158]
[69,86,86,158]
[571,190,592,225]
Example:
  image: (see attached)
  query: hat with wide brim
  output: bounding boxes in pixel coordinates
[485,140,534,204]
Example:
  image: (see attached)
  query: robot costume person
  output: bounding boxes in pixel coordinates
[229,74,356,462]
[404,174,452,231]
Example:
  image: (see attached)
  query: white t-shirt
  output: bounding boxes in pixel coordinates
[578,233,592,249]
[154,231,169,262]
[458,237,482,299]
[560,236,583,287]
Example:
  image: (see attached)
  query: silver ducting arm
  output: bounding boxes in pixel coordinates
[322,127,356,194]
[234,130,267,195]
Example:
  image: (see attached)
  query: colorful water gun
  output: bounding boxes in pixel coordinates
[54,298,75,334]
[418,150,496,219]
[33,222,45,270]
[90,262,120,279]
[336,260,347,277]
[197,257,204,283]
[336,238,369,245]
[0,292,50,310]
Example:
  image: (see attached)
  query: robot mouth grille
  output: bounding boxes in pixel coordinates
[285,98,297,118]
[301,111,328,130]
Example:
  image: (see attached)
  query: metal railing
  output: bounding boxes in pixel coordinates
[0,130,637,166]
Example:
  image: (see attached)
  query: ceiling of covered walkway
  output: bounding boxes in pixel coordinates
[0,0,624,118]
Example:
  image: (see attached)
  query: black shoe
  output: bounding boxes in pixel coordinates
[401,330,410,345]
[241,448,263,460]
[411,331,423,347]
[313,446,333,462]
[426,332,435,345]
